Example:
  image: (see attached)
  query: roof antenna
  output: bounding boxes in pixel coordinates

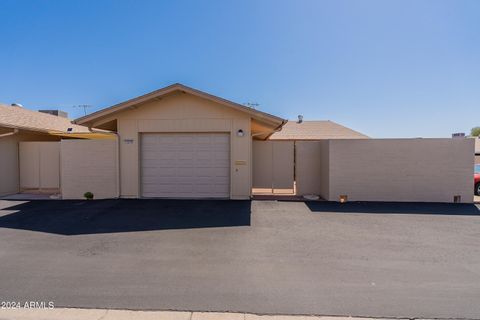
[243,102,259,109]
[73,104,92,116]
[297,115,303,123]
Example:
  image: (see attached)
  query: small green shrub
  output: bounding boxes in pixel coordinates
[84,192,94,200]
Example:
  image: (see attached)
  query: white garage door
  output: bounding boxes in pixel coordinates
[141,133,230,198]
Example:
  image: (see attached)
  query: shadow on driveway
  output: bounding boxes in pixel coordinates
[0,199,251,235]
[305,201,480,215]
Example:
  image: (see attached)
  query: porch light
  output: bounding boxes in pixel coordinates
[237,129,245,137]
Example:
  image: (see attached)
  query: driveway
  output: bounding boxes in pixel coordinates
[0,199,479,319]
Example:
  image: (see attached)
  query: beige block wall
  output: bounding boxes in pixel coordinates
[60,139,118,199]
[295,140,329,199]
[475,138,480,164]
[328,139,474,203]
[101,92,252,199]
[0,132,59,196]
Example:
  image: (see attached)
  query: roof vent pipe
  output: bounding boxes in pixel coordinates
[11,103,23,108]
[297,115,303,124]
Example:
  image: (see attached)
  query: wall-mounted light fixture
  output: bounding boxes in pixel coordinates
[237,129,245,137]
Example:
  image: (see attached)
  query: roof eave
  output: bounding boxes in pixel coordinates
[74,83,285,127]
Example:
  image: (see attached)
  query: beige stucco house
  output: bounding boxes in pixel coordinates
[73,83,285,199]
[0,83,475,203]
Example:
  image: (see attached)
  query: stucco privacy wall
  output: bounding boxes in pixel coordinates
[104,92,251,199]
[328,139,474,203]
[60,139,118,199]
[0,133,59,196]
[295,141,329,198]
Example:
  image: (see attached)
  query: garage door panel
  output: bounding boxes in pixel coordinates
[143,185,176,196]
[175,184,194,193]
[177,168,194,177]
[142,159,173,167]
[213,151,229,158]
[212,135,229,143]
[142,167,176,177]
[212,184,229,192]
[178,151,195,159]
[177,159,195,167]
[214,158,230,165]
[142,134,158,144]
[194,177,214,185]
[177,135,194,142]
[195,168,213,177]
[215,179,229,185]
[141,133,230,198]
[197,151,213,159]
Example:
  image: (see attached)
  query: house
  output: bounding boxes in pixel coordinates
[0,104,110,196]
[0,83,475,203]
[74,83,286,199]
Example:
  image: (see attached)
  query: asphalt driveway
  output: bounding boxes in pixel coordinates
[0,199,480,319]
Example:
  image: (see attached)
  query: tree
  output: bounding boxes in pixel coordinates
[471,127,480,137]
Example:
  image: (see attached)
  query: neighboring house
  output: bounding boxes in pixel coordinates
[0,103,89,135]
[0,83,475,203]
[269,120,368,140]
[0,104,108,196]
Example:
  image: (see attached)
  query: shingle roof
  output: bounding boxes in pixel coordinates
[0,103,90,133]
[269,120,369,140]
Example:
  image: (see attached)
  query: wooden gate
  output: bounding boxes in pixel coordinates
[252,141,294,194]
[19,142,60,191]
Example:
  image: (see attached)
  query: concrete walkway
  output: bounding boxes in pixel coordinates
[0,308,406,320]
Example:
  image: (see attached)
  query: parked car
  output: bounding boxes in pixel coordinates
[475,165,480,196]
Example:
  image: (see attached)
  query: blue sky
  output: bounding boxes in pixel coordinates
[0,0,478,138]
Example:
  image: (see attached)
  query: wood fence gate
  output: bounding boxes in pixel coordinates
[252,141,294,194]
[19,142,60,191]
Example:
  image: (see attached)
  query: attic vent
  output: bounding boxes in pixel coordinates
[297,115,303,123]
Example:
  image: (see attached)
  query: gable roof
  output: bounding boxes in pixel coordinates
[0,103,90,134]
[74,83,286,128]
[269,120,369,140]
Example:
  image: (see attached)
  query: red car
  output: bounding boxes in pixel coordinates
[475,165,480,196]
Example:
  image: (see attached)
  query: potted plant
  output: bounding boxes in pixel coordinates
[84,192,94,200]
